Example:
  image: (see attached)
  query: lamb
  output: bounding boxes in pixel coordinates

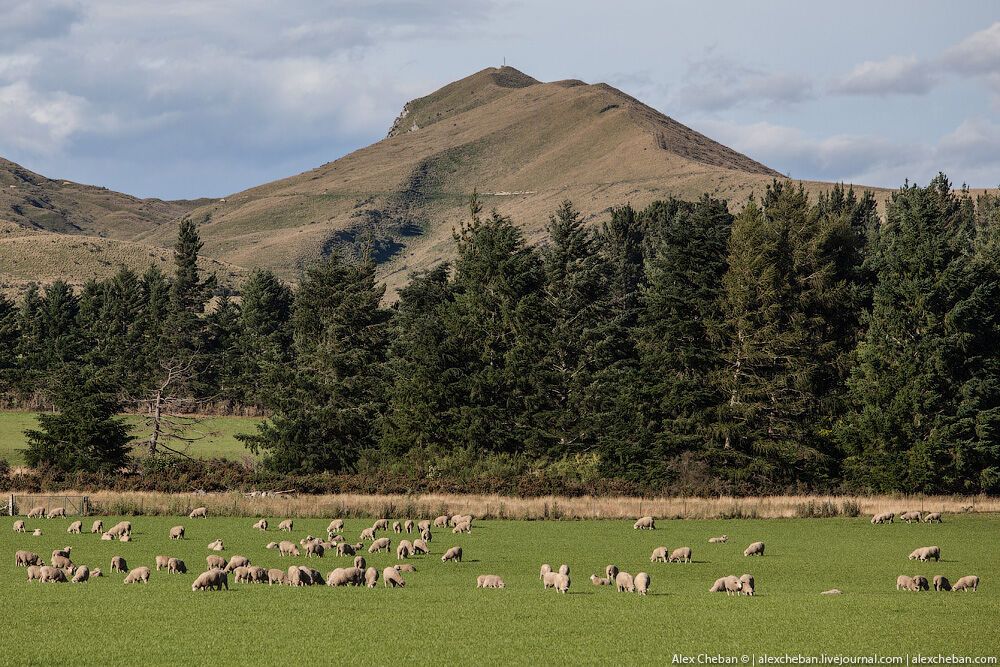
[354,555,366,570]
[899,511,922,523]
[373,518,389,531]
[558,564,570,576]
[650,546,669,563]
[923,512,943,523]
[744,542,765,557]
[633,516,655,530]
[933,575,951,591]
[634,572,651,595]
[72,565,90,583]
[189,507,207,519]
[169,525,185,540]
[709,576,743,595]
[397,540,413,559]
[708,535,728,544]
[192,568,228,591]
[606,564,619,581]
[336,542,355,557]
[32,529,42,536]
[26,506,45,518]
[168,558,187,574]
[394,563,416,572]
[13,520,25,533]
[365,566,379,588]
[207,539,224,551]
[26,565,42,582]
[896,575,919,591]
[111,556,128,573]
[412,539,429,555]
[434,515,449,528]
[224,555,250,572]
[15,550,42,567]
[91,520,103,534]
[206,555,226,570]
[369,537,391,554]
[267,568,287,585]
[477,574,505,589]
[305,542,325,558]
[739,573,755,596]
[590,575,611,586]
[540,563,552,579]
[452,521,472,534]
[383,566,405,588]
[278,519,293,532]
[669,547,693,563]
[48,507,66,518]
[616,571,635,593]
[67,521,82,534]
[441,546,463,562]
[418,520,431,531]
[40,566,68,583]
[392,521,402,533]
[155,555,171,571]
[952,575,979,592]
[252,518,268,531]
[123,566,150,584]
[404,520,414,533]
[327,519,344,533]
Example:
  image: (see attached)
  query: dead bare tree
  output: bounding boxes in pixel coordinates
[130,358,215,458]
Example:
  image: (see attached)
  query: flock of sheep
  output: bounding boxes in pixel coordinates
[8,505,983,597]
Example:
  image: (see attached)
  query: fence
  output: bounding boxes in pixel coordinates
[8,494,89,516]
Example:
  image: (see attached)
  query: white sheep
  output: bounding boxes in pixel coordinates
[13,520,25,533]
[554,573,570,593]
[590,575,611,586]
[72,565,90,583]
[899,511,921,523]
[392,521,402,534]
[418,520,431,531]
[441,546,463,562]
[252,519,268,531]
[207,539,224,551]
[434,515,449,528]
[48,507,66,518]
[327,519,344,533]
[397,540,413,559]
[395,563,416,572]
[383,566,405,588]
[412,539,429,555]
[168,558,187,574]
[669,547,692,563]
[191,568,228,591]
[277,519,293,532]
[896,575,918,591]
[360,527,376,541]
[477,574,505,589]
[540,563,552,580]
[91,520,103,534]
[404,520,414,533]
[709,576,743,595]
[634,572,650,595]
[267,568,287,585]
[933,575,951,591]
[606,564,619,581]
[354,555,366,570]
[633,516,655,530]
[615,572,635,593]
[952,575,979,592]
[206,555,226,570]
[365,566,379,588]
[67,521,82,534]
[123,566,150,584]
[743,541,765,557]
[278,541,299,557]
[369,537,391,554]
[26,506,45,518]
[739,573,755,596]
[923,512,943,523]
[189,507,207,519]
[373,518,389,531]
[708,534,728,543]
[820,589,842,595]
[558,564,570,576]
[111,556,128,573]
[650,546,668,563]
[170,525,185,540]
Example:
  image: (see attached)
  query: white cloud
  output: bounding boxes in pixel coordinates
[830,55,935,96]
[941,22,1000,75]
[672,53,814,112]
[0,81,89,154]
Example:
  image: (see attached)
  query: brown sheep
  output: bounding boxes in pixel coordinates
[441,546,463,562]
[123,566,150,584]
[189,507,207,519]
[111,556,128,573]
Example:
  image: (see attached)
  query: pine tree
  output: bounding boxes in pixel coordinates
[237,269,293,406]
[0,294,18,392]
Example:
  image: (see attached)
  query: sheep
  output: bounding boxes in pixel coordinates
[351,555,365,570]
[542,571,558,590]
[101,532,113,541]
[590,575,611,586]
[40,566,68,583]
[606,564,619,581]
[48,507,66,518]
[923,512,943,523]
[359,527,376,542]
[169,525,185,540]
[90,520,103,534]
[616,571,635,593]
[394,563,416,573]
[13,520,25,533]
[383,566,405,588]
[336,542,355,557]
[119,533,132,543]
[913,575,929,591]
[248,566,267,583]
[739,574,755,596]
[155,555,171,571]
[233,566,251,583]
[52,547,72,558]
[413,539,429,555]
[15,550,42,567]
[418,520,431,531]
[72,565,90,583]
[365,566,379,588]
[266,542,278,550]
[554,573,570,593]
[650,546,669,563]
[305,566,326,586]
[933,575,951,592]
[91,568,103,578]
[189,507,207,519]
[168,558,187,574]
[744,541,765,557]
[540,563,552,580]
[369,537,391,554]
[634,572,650,595]
[267,568,287,585]
[896,575,919,591]
[908,546,941,562]
[899,511,922,524]
[206,555,226,570]
[252,519,268,531]
[192,569,228,591]
[441,546,463,562]
[404,520,414,534]
[327,519,344,533]
[67,521,82,534]
[820,589,842,595]
[392,521,402,534]
[559,564,570,576]
[952,575,980,592]
[107,521,131,538]
[277,519,293,532]
[397,540,413,559]
[421,528,432,542]
[669,547,693,563]
[434,515,449,528]
[224,555,250,573]
[709,576,743,595]
[51,554,73,570]
[477,574,505,589]
[453,521,472,534]
[871,512,894,524]
[305,542,325,558]
[329,533,345,543]
[373,519,389,531]
[26,565,42,582]
[123,566,150,584]
[207,539,224,551]
[32,529,42,537]
[26,506,45,518]
[633,516,655,530]
[111,556,128,573]
[708,535,728,544]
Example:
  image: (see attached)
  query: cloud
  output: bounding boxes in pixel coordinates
[830,55,935,96]
[0,0,83,45]
[0,82,91,155]
[941,22,1000,76]
[672,53,814,112]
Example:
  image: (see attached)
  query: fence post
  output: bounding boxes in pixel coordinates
[8,494,13,517]
[82,496,89,517]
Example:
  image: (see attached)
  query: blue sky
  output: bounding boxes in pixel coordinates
[1,0,999,199]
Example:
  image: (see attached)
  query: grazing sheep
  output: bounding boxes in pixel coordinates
[913,575,929,591]
[633,516,655,530]
[353,555,366,571]
[478,574,505,589]
[119,533,132,543]
[286,567,305,587]
[392,521,402,534]
[72,566,90,583]
[265,542,278,550]
[169,525,185,540]
[124,566,150,584]
[15,550,42,567]
[91,520,103,534]
[871,512,894,524]
[192,569,228,591]
[543,571,558,590]
[606,564,619,582]
[417,520,431,531]
[559,564,570,576]
[397,540,413,559]
[590,575,611,586]
[278,519,293,532]
[273,541,297,559]
[616,572,635,593]
[207,539,224,552]
[111,556,128,573]
[383,566,405,588]
[155,555,171,571]
[189,507,207,519]
[434,515,449,528]
[13,520,25,533]
[669,547,693,564]
[101,532,113,541]
[224,555,250,573]
[821,589,842,595]
[896,575,919,591]
[365,567,379,588]
[168,558,187,574]
[554,573,570,593]
[708,535,728,544]
[52,547,71,558]
[634,572,650,596]
[232,566,251,583]
[32,529,42,537]
[91,568,102,578]
[650,546,669,563]
[67,521,82,534]
[26,506,45,518]
[369,537,391,554]
[247,566,267,583]
[51,554,73,570]
[107,521,131,538]
[924,512,943,523]
[744,542,765,557]
[899,511,922,524]
[267,568,287,585]
[252,519,268,531]
[739,574,755,596]
[933,575,951,592]
[303,567,325,586]
[540,563,552,580]
[420,528,432,542]
[370,518,388,531]
[952,575,980,592]
[327,519,344,533]
[394,563,416,573]
[453,521,471,534]
[441,546,463,562]
[305,542,325,558]
[206,555,226,570]
[359,527,376,542]
[336,542,355,557]
[40,566,68,583]
[909,546,941,562]
[26,565,42,582]
[48,507,66,518]
[404,520,414,534]
[709,576,743,595]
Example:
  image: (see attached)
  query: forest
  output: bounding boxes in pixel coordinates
[2,174,999,495]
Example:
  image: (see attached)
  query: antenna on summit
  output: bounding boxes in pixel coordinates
[502,56,506,67]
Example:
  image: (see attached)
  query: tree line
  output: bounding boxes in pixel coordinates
[2,174,998,494]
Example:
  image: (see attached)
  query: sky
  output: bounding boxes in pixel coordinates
[2,0,1000,199]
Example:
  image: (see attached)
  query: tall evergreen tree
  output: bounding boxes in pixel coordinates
[237,269,294,406]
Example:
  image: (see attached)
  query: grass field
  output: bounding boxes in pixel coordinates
[3,513,998,664]
[0,411,261,465]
